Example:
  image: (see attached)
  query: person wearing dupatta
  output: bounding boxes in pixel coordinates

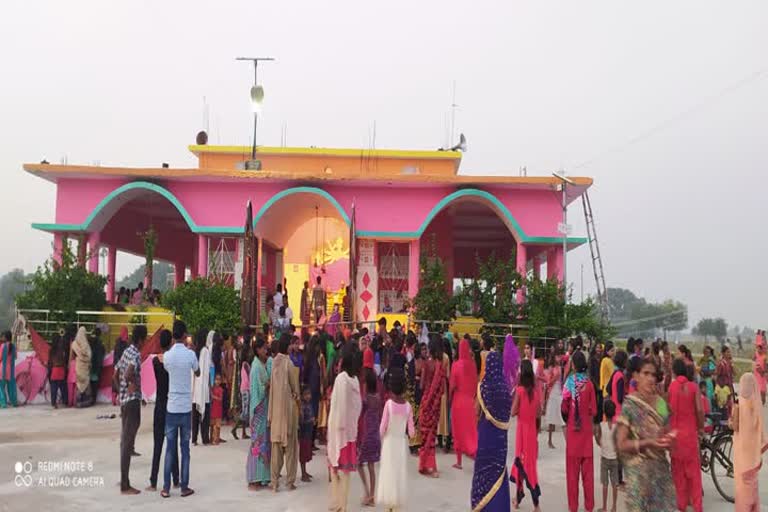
[327,343,363,512]
[247,338,271,490]
[418,337,446,477]
[753,339,767,406]
[449,338,478,469]
[471,351,512,511]
[734,372,768,512]
[502,334,520,395]
[70,327,92,407]
[0,331,17,407]
[561,350,597,512]
[326,304,342,339]
[698,345,717,409]
[510,359,542,511]
[615,358,676,512]
[668,358,704,512]
[405,331,422,452]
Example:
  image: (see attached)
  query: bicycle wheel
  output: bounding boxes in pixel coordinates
[711,434,734,503]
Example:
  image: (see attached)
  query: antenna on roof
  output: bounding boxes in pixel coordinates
[202,96,210,133]
[450,81,458,144]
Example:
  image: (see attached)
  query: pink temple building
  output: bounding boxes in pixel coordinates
[25,143,592,323]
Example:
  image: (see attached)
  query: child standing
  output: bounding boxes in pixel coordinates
[299,387,316,482]
[358,365,382,506]
[210,374,224,445]
[596,400,618,512]
[47,334,69,408]
[376,368,415,512]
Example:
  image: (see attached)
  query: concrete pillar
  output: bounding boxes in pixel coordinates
[77,235,87,268]
[107,246,117,302]
[547,247,564,282]
[256,238,263,323]
[87,231,101,273]
[408,238,421,298]
[516,242,527,305]
[53,233,65,266]
[532,255,541,280]
[174,262,186,288]
[197,234,208,278]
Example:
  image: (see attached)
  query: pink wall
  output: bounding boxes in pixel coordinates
[52,178,569,241]
[56,179,129,224]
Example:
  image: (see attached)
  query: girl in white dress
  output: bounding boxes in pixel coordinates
[544,350,565,449]
[376,368,415,511]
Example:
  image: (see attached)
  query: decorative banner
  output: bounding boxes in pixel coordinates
[356,267,378,322]
[358,239,375,267]
[356,240,377,322]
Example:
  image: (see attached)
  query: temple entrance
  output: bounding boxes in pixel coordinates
[252,189,350,322]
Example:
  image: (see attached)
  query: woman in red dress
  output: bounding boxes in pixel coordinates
[511,359,542,511]
[418,337,445,477]
[449,338,478,470]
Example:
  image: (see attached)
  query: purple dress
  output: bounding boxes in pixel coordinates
[357,393,383,463]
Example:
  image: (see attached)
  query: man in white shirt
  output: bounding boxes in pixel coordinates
[161,320,200,498]
[273,283,284,311]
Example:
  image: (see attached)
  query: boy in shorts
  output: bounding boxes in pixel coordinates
[595,400,618,512]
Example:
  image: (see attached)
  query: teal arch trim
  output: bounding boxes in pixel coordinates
[31,184,585,246]
[355,188,586,246]
[31,181,243,235]
[252,186,351,229]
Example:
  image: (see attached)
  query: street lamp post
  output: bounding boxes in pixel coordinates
[236,57,275,163]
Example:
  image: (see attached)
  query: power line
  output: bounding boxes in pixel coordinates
[574,65,768,170]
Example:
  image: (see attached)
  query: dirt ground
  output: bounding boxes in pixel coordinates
[0,403,762,512]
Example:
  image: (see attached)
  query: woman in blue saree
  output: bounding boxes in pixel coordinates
[471,351,512,511]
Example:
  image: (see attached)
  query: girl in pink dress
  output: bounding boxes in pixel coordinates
[376,368,415,511]
[449,339,478,469]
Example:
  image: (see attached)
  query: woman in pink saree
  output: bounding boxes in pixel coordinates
[449,339,478,469]
[734,372,768,511]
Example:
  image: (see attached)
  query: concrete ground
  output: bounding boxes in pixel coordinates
[0,403,762,512]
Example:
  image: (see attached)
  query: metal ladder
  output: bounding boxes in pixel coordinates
[582,191,609,320]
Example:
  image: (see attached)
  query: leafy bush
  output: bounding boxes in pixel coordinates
[412,248,457,332]
[16,242,107,325]
[161,278,240,334]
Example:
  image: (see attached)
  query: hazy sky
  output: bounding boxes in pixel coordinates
[1,1,765,329]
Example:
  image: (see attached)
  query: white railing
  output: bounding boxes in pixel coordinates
[15,307,175,348]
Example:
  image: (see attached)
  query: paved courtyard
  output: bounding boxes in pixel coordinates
[0,403,761,511]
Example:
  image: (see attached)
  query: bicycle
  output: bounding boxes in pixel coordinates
[699,411,734,503]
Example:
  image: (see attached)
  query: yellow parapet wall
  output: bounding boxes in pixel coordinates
[100,306,175,348]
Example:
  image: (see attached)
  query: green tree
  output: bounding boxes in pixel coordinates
[16,243,107,326]
[455,252,521,325]
[161,278,240,334]
[0,269,31,329]
[117,262,174,292]
[606,287,644,321]
[412,253,456,331]
[693,317,728,342]
[525,278,614,346]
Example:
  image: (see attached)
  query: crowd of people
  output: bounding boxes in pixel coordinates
[5,305,765,511]
[114,282,162,306]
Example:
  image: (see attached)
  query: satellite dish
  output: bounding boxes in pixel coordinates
[195,130,208,145]
[450,133,467,152]
[250,85,265,110]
